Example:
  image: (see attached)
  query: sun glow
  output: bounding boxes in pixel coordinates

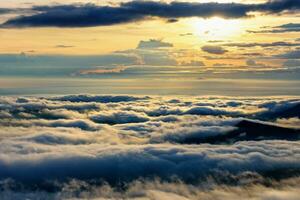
[191,17,243,40]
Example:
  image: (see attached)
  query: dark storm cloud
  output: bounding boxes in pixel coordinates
[1,0,300,28]
[201,45,228,55]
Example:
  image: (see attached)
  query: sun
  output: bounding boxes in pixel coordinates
[191,17,243,40]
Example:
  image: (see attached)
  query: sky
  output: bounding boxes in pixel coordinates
[0,0,299,95]
[1,1,300,199]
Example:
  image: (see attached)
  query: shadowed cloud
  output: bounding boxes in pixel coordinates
[1,0,300,28]
[137,39,173,49]
[201,45,228,55]
[248,23,300,33]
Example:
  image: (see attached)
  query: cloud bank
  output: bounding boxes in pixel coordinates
[1,0,300,28]
[0,94,299,198]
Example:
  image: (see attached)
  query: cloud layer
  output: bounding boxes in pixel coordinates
[1,0,300,28]
[0,94,299,198]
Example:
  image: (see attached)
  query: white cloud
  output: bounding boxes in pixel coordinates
[0,94,299,197]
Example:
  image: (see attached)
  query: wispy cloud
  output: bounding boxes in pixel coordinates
[248,23,300,33]
[77,66,128,75]
[224,41,300,48]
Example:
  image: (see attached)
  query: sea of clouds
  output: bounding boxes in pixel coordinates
[0,94,299,199]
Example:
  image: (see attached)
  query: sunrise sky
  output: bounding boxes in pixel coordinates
[0,0,299,95]
[1,2,300,199]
